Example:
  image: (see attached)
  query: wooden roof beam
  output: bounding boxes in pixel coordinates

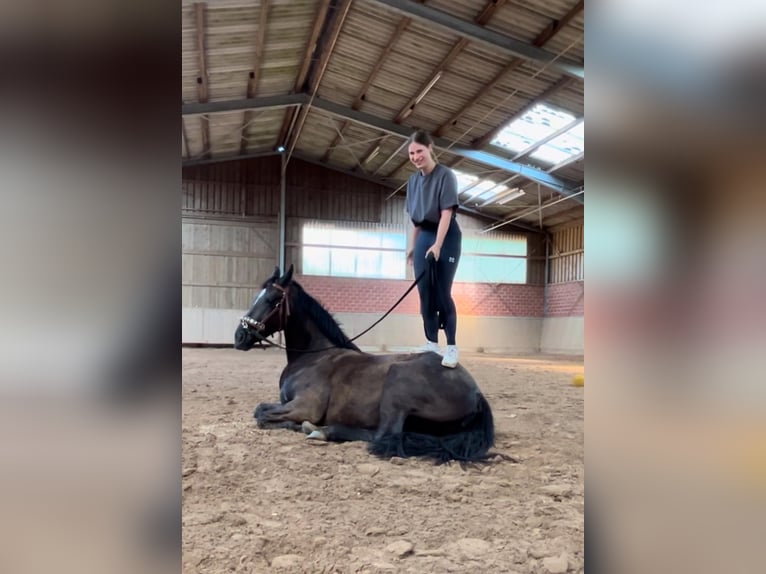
[384,158,411,180]
[435,0,584,139]
[276,0,332,150]
[181,115,191,161]
[321,13,414,163]
[194,2,211,159]
[360,1,505,172]
[394,0,506,123]
[321,120,350,163]
[185,94,578,198]
[286,0,353,160]
[354,135,390,172]
[372,138,408,175]
[240,0,270,155]
[367,0,583,78]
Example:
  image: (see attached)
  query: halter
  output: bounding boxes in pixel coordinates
[239,283,291,334]
[237,261,432,354]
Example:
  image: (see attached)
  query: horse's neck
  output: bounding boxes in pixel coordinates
[283,313,337,357]
[281,289,353,361]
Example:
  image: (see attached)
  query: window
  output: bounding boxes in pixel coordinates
[302,222,406,279]
[301,223,527,284]
[456,233,527,284]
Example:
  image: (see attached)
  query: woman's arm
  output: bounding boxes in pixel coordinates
[425,208,453,261]
[406,220,421,265]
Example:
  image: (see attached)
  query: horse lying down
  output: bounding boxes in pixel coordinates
[234,265,498,464]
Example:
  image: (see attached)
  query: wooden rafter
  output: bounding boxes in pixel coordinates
[321,13,413,163]
[295,0,333,92]
[320,119,352,163]
[285,0,352,159]
[384,158,410,180]
[353,135,390,173]
[276,0,332,150]
[394,39,467,123]
[393,0,506,124]
[448,157,464,170]
[240,0,270,155]
[194,2,210,159]
[536,0,584,47]
[182,115,191,160]
[372,138,408,175]
[359,0,505,170]
[435,0,583,140]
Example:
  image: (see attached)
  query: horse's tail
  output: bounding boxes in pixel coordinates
[368,393,495,464]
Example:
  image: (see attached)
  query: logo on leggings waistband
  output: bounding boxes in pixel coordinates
[448,257,455,263]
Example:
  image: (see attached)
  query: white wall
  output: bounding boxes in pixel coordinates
[183,308,552,354]
[540,317,584,355]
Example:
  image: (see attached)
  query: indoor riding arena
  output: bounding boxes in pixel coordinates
[182,1,584,573]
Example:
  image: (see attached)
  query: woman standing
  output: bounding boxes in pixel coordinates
[405,130,462,368]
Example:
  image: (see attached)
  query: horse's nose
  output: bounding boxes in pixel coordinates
[234,326,250,349]
[240,316,262,330]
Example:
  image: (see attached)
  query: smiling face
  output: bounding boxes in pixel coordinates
[408,141,434,173]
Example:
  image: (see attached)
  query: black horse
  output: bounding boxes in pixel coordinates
[234,265,496,463]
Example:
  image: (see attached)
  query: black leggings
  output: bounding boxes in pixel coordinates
[413,219,462,345]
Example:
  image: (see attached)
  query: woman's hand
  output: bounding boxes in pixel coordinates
[425,244,441,261]
[406,249,414,265]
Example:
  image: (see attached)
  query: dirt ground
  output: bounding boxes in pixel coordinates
[182,347,584,574]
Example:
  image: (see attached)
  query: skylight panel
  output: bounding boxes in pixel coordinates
[453,169,527,206]
[531,121,584,165]
[467,179,506,201]
[490,102,584,167]
[453,169,478,193]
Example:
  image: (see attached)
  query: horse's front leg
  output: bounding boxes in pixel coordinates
[301,421,378,443]
[254,398,324,431]
[254,402,303,431]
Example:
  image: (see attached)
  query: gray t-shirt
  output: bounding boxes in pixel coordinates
[405,164,459,226]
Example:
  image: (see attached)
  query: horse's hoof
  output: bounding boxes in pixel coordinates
[301,421,319,434]
[306,430,327,441]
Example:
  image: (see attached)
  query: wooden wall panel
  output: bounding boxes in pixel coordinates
[182,156,546,315]
[548,222,584,284]
[182,218,278,309]
[526,233,547,285]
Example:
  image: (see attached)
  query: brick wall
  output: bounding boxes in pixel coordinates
[545,281,584,317]
[296,275,545,317]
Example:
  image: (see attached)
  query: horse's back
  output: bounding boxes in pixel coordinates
[282,349,484,424]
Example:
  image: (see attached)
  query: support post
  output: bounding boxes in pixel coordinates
[278,152,287,346]
[279,152,286,273]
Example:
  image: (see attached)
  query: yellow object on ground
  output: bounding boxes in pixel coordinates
[572,374,584,387]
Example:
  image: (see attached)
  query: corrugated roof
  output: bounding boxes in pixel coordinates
[181,0,585,230]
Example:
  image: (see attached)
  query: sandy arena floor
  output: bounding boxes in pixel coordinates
[182,347,584,574]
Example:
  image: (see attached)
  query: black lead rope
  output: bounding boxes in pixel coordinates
[349,261,431,343]
[253,260,432,354]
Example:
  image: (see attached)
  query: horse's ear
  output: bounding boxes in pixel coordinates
[271,266,280,281]
[278,264,294,287]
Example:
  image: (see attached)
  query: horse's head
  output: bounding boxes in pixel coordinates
[234,265,294,350]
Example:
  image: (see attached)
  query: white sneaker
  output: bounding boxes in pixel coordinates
[441,345,459,368]
[416,341,441,355]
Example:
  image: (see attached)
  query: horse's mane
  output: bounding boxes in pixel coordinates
[289,281,360,351]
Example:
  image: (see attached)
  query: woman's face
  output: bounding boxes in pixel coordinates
[408,142,432,171]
